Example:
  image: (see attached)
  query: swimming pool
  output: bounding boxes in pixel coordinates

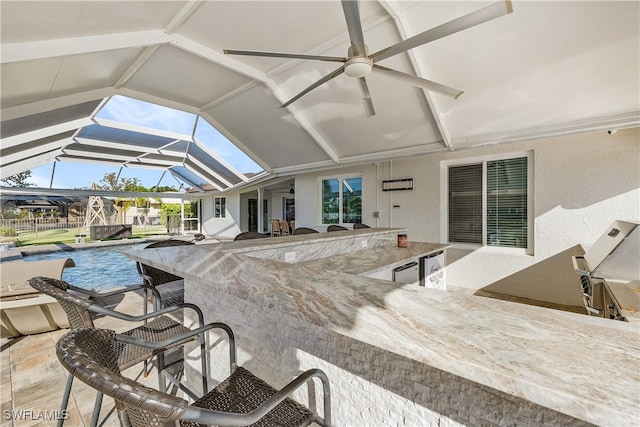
[23,244,146,291]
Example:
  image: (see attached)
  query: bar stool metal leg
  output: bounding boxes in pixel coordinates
[57,374,74,427]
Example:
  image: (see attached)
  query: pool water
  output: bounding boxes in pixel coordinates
[24,244,145,291]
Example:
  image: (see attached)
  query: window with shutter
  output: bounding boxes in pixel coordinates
[486,157,527,248]
[447,156,529,249]
[448,164,482,244]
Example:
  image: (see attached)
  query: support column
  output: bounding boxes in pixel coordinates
[257,187,264,233]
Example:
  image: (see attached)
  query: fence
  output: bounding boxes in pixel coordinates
[0,214,197,245]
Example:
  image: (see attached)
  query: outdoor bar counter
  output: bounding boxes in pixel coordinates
[124,228,640,426]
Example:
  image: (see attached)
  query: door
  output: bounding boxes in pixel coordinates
[248,199,268,232]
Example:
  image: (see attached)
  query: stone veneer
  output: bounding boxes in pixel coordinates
[124,228,639,426]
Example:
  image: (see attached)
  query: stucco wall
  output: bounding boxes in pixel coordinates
[294,128,640,291]
[200,192,241,238]
[197,128,638,290]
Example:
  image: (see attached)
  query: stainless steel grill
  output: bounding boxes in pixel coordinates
[572,220,639,321]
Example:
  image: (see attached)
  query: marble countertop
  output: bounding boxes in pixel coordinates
[124,234,640,426]
[300,241,449,276]
[220,227,404,254]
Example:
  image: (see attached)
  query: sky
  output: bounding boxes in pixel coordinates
[28,95,262,190]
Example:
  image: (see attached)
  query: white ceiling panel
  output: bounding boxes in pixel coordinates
[403,1,640,140]
[208,85,331,169]
[0,1,184,43]
[125,44,254,107]
[1,48,143,108]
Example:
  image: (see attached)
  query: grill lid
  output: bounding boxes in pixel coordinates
[584,220,639,281]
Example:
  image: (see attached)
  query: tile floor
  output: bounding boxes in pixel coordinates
[1,290,163,427]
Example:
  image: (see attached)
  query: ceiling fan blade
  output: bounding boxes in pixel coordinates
[224,49,346,62]
[371,0,513,62]
[357,77,376,117]
[341,0,367,56]
[281,66,345,109]
[372,65,463,99]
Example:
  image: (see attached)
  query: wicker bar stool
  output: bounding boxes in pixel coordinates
[293,227,319,235]
[234,231,270,240]
[29,276,212,427]
[136,239,195,308]
[57,327,331,427]
[327,225,348,232]
[353,222,371,229]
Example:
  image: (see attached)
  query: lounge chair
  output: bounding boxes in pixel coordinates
[0,258,75,337]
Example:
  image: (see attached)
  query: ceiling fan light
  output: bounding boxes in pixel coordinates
[344,57,373,78]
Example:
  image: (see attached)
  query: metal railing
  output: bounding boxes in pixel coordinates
[0,214,198,245]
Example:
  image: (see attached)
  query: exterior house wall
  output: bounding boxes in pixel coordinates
[201,193,241,238]
[269,190,292,221]
[295,165,379,231]
[196,128,638,290]
[295,127,639,291]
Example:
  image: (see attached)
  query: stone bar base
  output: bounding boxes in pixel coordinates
[186,284,593,426]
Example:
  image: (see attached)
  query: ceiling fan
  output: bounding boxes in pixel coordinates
[224,0,513,116]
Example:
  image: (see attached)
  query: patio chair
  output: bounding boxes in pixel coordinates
[136,239,195,308]
[327,225,348,232]
[293,227,319,235]
[270,219,282,237]
[234,231,269,241]
[57,327,332,427]
[280,220,291,236]
[28,276,213,427]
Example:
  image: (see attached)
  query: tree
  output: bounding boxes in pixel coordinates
[1,171,34,187]
[98,172,121,191]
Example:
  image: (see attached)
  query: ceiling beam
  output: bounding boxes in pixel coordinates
[197,110,272,173]
[1,137,75,166]
[114,46,162,89]
[165,0,205,34]
[169,34,266,82]
[452,110,640,148]
[168,170,207,193]
[182,157,228,189]
[1,88,113,121]
[185,156,234,188]
[1,30,170,64]
[1,150,63,180]
[377,0,453,150]
[1,118,92,149]
[170,35,341,164]
[192,137,249,182]
[93,117,195,142]
[73,137,187,158]
[0,185,191,200]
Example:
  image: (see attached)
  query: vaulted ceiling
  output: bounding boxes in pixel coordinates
[1,0,638,193]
